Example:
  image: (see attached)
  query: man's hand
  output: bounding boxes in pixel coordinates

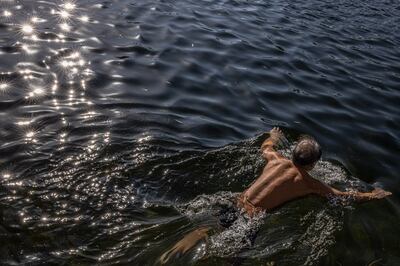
[261,127,285,159]
[269,127,284,142]
[160,227,209,264]
[370,188,392,199]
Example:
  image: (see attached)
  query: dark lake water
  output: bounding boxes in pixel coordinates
[1,0,399,265]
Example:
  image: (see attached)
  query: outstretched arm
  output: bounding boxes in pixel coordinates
[261,127,284,160]
[306,176,391,202]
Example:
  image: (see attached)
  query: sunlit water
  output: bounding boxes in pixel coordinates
[0,0,399,265]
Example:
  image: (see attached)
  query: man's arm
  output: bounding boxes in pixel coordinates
[160,227,210,264]
[261,127,283,160]
[306,176,392,202]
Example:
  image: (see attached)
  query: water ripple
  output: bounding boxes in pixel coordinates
[1,0,399,265]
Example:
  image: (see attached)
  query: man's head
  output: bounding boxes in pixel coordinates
[292,135,322,171]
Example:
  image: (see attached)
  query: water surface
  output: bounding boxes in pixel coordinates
[0,0,399,265]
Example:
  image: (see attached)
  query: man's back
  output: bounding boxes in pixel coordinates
[241,151,311,212]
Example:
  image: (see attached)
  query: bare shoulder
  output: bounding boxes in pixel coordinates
[272,159,302,179]
[282,162,311,184]
[275,162,310,190]
[300,173,332,195]
[292,167,307,183]
[299,172,317,185]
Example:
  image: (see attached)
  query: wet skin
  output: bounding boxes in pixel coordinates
[160,128,392,263]
[239,127,392,215]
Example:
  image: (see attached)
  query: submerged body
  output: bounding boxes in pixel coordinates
[160,128,391,264]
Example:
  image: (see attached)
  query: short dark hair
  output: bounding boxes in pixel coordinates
[292,136,322,167]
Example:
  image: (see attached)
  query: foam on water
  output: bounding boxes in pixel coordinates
[177,191,239,218]
[298,208,344,266]
[207,211,266,257]
[177,191,266,258]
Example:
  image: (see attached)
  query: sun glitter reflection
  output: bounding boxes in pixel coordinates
[20,23,35,35]
[3,0,100,164]
[0,82,9,92]
[59,10,71,20]
[58,51,87,72]
[2,172,12,179]
[63,2,76,11]
[31,16,40,23]
[16,120,33,126]
[26,86,45,99]
[104,132,110,143]
[21,43,37,54]
[81,111,97,120]
[79,15,89,22]
[53,4,76,23]
[59,132,67,143]
[25,130,38,143]
[3,10,12,18]
[59,23,71,32]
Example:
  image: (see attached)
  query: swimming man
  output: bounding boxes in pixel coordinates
[160,127,392,263]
